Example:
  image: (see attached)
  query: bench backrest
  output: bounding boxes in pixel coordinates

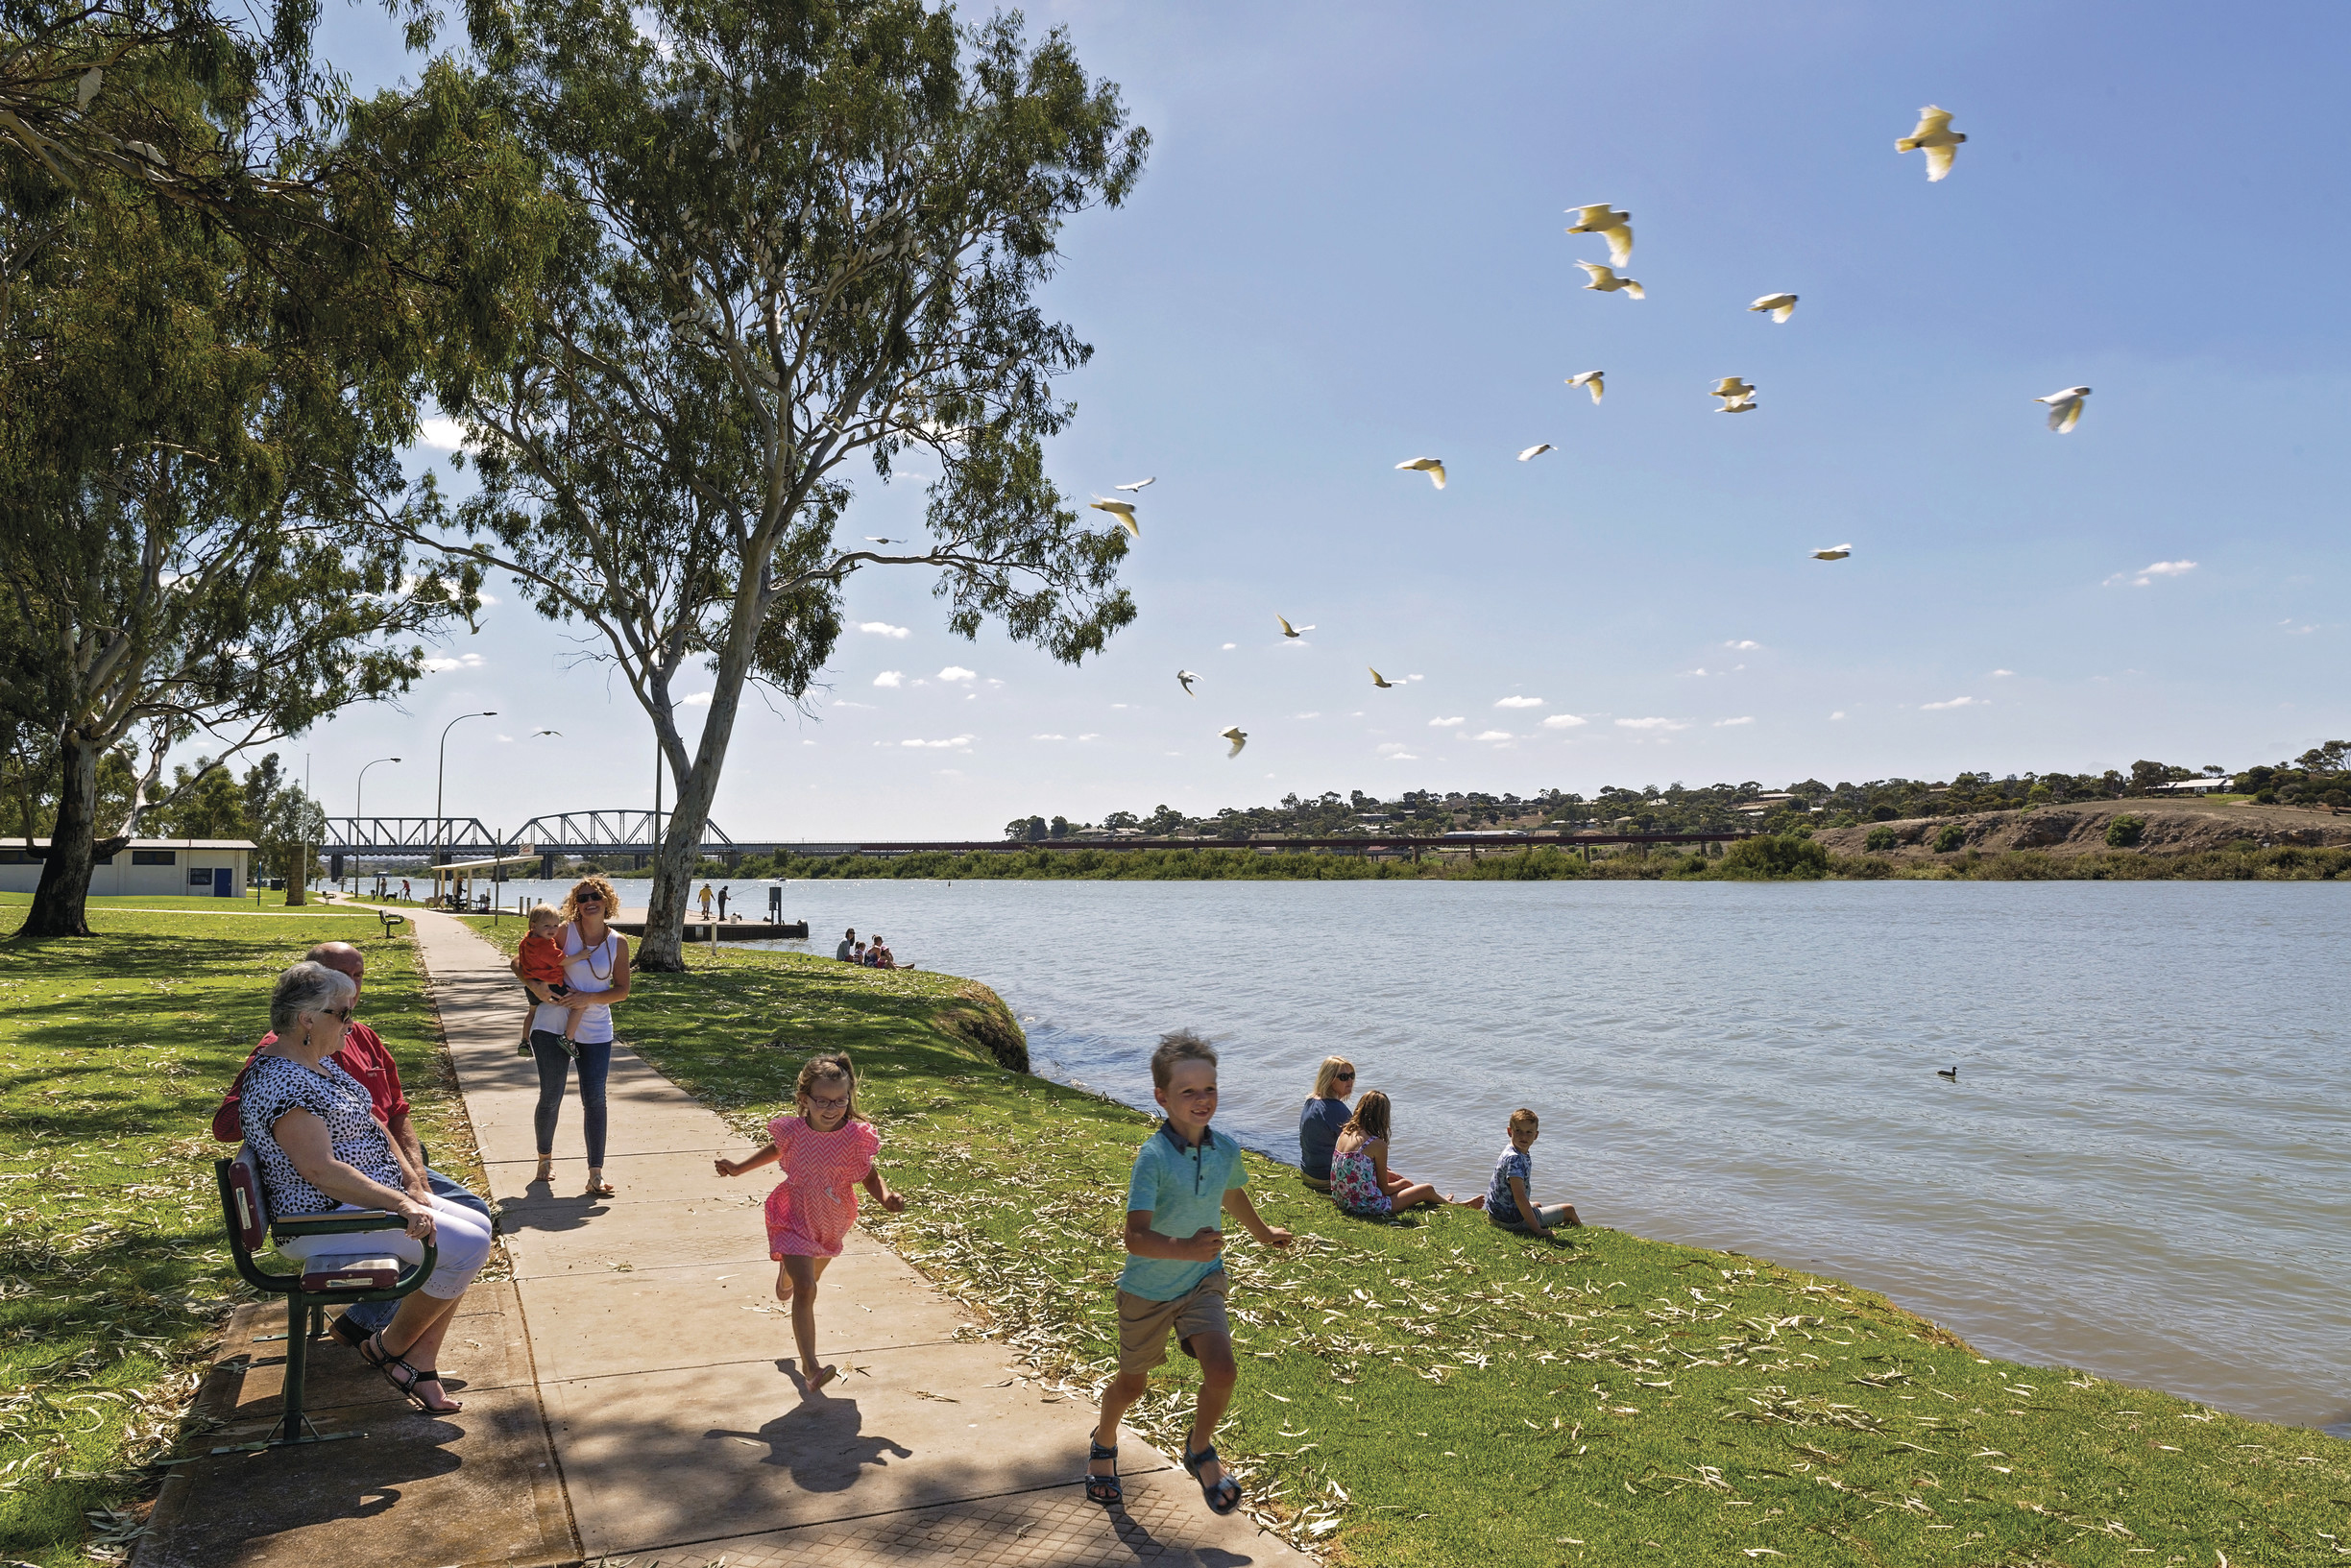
[225,1146,271,1253]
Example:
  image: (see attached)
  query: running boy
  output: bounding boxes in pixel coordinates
[516,905,577,1053]
[1086,1029,1293,1515]
[1487,1107,1582,1240]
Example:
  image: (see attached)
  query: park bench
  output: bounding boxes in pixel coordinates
[213,1147,436,1453]
[376,907,406,939]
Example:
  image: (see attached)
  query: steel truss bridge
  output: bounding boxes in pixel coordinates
[321,812,1753,875]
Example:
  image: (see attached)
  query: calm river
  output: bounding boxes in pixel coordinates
[500,877,2351,1435]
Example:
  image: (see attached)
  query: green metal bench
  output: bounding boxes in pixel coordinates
[214,1146,436,1453]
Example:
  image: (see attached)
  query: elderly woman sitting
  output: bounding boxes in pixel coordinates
[241,961,496,1414]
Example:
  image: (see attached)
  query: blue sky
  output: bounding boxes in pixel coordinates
[294,1,2350,839]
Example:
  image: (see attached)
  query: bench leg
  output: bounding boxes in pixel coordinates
[211,1291,369,1454]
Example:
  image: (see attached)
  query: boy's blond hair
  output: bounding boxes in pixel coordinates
[1507,1106,1539,1133]
[527,904,563,927]
[1150,1028,1217,1090]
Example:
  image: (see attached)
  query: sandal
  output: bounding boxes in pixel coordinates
[365,1333,460,1413]
[584,1176,616,1197]
[1181,1442,1242,1515]
[1083,1438,1122,1507]
[403,1367,463,1413]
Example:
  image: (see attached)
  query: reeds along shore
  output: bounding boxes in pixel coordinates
[642,839,2351,882]
[446,923,2351,1567]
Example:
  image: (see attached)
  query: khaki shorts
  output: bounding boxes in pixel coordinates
[1116,1270,1230,1376]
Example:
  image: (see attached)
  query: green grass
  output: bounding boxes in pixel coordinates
[460,924,2350,1567]
[0,905,485,1566]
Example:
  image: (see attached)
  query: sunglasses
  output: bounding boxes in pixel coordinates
[574,897,604,906]
[1333,1072,1356,1081]
[321,1006,353,1023]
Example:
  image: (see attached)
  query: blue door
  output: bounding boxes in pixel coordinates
[213,867,233,898]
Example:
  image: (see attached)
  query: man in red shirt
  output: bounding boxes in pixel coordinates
[214,940,493,1344]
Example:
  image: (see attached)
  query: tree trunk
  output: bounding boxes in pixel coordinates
[19,738,105,939]
[636,672,752,973]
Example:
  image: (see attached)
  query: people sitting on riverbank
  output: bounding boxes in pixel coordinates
[1297,1056,1356,1193]
[1328,1091,1481,1217]
[836,928,858,961]
[1487,1107,1581,1240]
[852,940,868,964]
[866,937,896,970]
[243,961,497,1413]
[210,942,497,1352]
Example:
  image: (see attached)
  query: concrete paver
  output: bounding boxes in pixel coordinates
[410,908,1311,1567]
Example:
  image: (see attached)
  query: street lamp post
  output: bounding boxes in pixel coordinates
[353,757,400,896]
[435,712,497,908]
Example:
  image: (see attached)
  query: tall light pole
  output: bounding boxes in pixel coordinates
[354,757,400,895]
[436,712,496,905]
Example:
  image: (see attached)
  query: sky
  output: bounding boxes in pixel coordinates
[284,0,2351,842]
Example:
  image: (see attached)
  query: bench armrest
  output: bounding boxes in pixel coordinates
[270,1209,407,1241]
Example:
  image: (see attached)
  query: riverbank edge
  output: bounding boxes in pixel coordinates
[458,918,2349,1567]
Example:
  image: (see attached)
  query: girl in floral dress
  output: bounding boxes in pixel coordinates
[1327,1090,1479,1218]
[715,1052,905,1391]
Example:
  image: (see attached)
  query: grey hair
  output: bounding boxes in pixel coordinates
[270,960,356,1036]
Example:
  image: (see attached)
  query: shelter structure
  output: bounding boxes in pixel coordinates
[0,838,256,897]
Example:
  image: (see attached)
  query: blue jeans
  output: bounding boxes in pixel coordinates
[338,1170,494,1334]
[530,1030,611,1169]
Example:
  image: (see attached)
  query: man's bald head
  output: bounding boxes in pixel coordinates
[304,942,366,990]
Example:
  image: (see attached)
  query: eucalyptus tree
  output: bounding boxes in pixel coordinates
[435,0,1148,969]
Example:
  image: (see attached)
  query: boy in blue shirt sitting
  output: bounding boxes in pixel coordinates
[1488,1106,1582,1240]
[1086,1029,1293,1515]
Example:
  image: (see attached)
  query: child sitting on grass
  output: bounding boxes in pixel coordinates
[1328,1089,1481,1217]
[516,905,576,1055]
[1086,1029,1293,1516]
[1488,1107,1581,1240]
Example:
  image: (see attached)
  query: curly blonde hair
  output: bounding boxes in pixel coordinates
[562,875,621,926]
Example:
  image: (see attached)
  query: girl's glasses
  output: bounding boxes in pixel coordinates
[805,1094,850,1112]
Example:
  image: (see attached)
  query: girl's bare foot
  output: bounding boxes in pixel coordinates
[1463,1194,1488,1210]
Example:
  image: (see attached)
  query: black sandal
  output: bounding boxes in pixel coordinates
[1083,1438,1122,1506]
[365,1333,461,1413]
[1181,1442,1242,1515]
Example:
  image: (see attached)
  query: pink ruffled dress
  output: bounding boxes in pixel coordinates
[763,1114,884,1259]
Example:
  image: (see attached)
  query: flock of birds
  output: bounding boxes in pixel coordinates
[1079,107,2088,761]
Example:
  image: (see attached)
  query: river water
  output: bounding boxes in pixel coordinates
[493,876,2350,1435]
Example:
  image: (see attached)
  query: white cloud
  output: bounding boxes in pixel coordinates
[858,621,910,639]
[937,665,977,683]
[1222,642,1237,650]
[1830,711,1846,720]
[1991,668,2016,677]
[833,700,875,710]
[1376,742,1418,760]
[1407,674,1424,682]
[1295,712,1321,719]
[421,651,485,673]
[1724,639,1759,650]
[1471,729,1514,741]
[1429,716,1465,728]
[898,735,975,749]
[2106,560,2198,588]
[1921,695,1984,711]
[1494,695,1544,709]
[873,670,904,688]
[681,691,713,708]
[414,417,469,451]
[1714,715,1755,727]
[1078,733,1101,741]
[1615,716,1687,731]
[1111,703,1127,710]
[1540,713,1588,730]
[1031,734,1066,741]
[1684,667,1709,678]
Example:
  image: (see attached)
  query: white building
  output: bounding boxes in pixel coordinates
[0,838,256,898]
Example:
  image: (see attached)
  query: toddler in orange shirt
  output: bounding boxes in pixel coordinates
[517,905,577,1053]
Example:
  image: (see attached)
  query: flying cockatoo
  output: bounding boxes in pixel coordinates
[77,67,102,109]
[1896,106,1967,181]
[1810,544,1853,561]
[1516,444,1555,461]
[2035,386,2091,434]
[1116,477,1156,492]
[1749,293,1798,324]
[1277,615,1315,639]
[1565,370,1605,403]
[1576,260,1644,300]
[1394,456,1446,489]
[1712,377,1757,412]
[1564,204,1635,268]
[1220,725,1248,759]
[1088,496,1139,537]
[863,535,902,544]
[1176,670,1200,696]
[1369,668,1395,688]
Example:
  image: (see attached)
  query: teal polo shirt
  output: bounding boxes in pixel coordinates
[1118,1121,1248,1301]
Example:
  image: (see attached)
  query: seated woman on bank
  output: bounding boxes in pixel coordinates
[1329,1091,1481,1218]
[241,960,497,1414]
[1297,1056,1356,1193]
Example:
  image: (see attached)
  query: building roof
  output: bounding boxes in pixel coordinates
[13,837,258,851]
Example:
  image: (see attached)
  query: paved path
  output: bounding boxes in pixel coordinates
[413,908,1309,1567]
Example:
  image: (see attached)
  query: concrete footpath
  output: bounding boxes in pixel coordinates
[413,908,1308,1567]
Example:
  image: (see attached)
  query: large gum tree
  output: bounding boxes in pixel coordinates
[430,0,1148,970]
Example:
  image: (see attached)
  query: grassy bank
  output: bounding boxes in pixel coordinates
[0,905,484,1566]
[618,839,2351,882]
[462,923,2349,1566]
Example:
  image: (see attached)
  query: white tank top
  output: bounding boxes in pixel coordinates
[533,924,618,1043]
